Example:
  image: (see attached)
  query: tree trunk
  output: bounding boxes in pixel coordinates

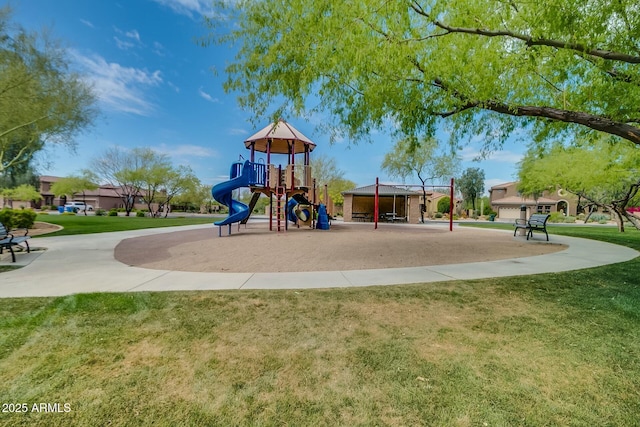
[421,186,427,223]
[610,208,625,232]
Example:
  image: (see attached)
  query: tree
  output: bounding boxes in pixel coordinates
[518,139,640,232]
[173,184,212,213]
[1,183,41,208]
[50,172,98,215]
[381,137,459,222]
[92,147,146,216]
[310,154,354,206]
[457,168,485,212]
[0,7,97,176]
[207,0,640,151]
[153,166,201,218]
[326,178,355,211]
[437,196,451,214]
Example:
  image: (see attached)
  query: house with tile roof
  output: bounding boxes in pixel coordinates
[3,176,146,211]
[489,182,579,220]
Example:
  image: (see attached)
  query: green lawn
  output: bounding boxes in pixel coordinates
[33,214,220,236]
[1,224,639,426]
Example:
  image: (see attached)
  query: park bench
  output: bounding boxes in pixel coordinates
[0,223,31,263]
[513,213,551,241]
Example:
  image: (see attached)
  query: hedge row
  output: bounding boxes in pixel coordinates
[0,208,37,229]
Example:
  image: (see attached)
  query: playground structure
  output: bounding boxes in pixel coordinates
[211,119,329,235]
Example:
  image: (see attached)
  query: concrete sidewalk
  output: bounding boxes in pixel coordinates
[0,224,637,298]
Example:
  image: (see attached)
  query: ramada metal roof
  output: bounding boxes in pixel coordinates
[342,184,420,196]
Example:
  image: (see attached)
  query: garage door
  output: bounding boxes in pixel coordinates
[498,207,520,219]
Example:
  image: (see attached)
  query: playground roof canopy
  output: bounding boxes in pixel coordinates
[244,119,316,154]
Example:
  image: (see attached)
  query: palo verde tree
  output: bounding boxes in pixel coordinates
[382,137,459,222]
[92,147,146,216]
[93,147,201,217]
[50,172,99,216]
[0,183,42,208]
[0,7,97,178]
[310,154,355,207]
[457,168,485,213]
[518,139,640,232]
[207,1,640,152]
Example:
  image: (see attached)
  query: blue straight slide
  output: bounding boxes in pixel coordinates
[212,160,252,226]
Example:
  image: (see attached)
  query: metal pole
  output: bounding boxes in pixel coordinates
[312,178,317,229]
[375,177,379,230]
[449,177,454,232]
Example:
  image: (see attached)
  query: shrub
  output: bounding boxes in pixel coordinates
[108,209,118,217]
[0,208,13,228]
[587,213,610,223]
[548,212,566,223]
[434,212,443,219]
[437,196,451,214]
[136,211,146,217]
[0,207,37,229]
[95,209,107,216]
[13,209,37,228]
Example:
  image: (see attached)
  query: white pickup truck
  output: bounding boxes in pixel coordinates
[64,201,94,212]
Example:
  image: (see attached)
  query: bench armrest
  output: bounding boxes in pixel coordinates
[514,218,527,226]
[11,228,29,237]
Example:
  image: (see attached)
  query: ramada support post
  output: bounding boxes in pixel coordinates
[375,177,379,230]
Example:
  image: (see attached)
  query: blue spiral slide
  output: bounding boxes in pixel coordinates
[212,161,253,226]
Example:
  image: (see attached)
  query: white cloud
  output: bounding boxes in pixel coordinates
[80,19,95,28]
[198,87,219,103]
[156,143,218,158]
[114,37,135,50]
[487,150,524,163]
[152,0,213,18]
[459,146,523,163]
[228,128,249,136]
[152,41,166,57]
[125,29,141,43]
[114,27,143,50]
[71,50,163,116]
[167,81,180,93]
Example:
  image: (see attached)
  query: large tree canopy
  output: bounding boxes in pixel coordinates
[208,0,640,149]
[0,7,97,176]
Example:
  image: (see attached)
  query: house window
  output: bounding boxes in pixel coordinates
[537,205,551,213]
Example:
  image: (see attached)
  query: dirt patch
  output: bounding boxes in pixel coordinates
[115,222,566,273]
[26,221,62,236]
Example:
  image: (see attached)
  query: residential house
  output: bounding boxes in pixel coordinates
[489,181,579,220]
[4,176,146,211]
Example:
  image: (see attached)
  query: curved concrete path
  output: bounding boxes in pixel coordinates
[0,224,637,298]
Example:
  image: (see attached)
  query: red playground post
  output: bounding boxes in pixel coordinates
[374,177,379,230]
[449,177,454,232]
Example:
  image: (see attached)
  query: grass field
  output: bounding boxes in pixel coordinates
[0,222,639,426]
[32,214,219,236]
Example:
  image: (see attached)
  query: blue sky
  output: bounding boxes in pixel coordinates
[10,0,524,194]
